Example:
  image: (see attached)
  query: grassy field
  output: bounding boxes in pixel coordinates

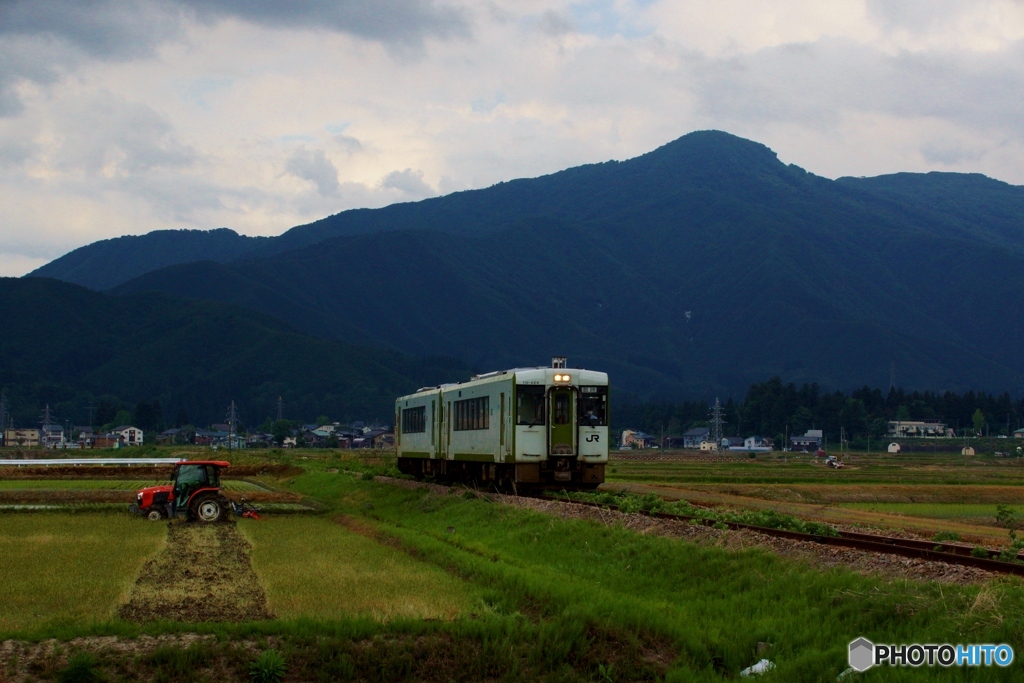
[3,448,1024,681]
[241,516,485,621]
[0,513,165,633]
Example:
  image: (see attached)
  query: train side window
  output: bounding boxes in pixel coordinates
[453,396,489,431]
[402,406,426,433]
[516,386,545,426]
[554,393,570,424]
[578,387,607,426]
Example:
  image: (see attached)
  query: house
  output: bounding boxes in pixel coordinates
[620,430,658,449]
[247,433,274,447]
[887,420,953,438]
[372,432,395,450]
[729,435,773,452]
[41,424,65,447]
[302,430,325,447]
[682,427,710,449]
[3,428,40,448]
[156,428,182,444]
[112,425,143,446]
[721,436,744,449]
[699,440,717,451]
[790,429,823,452]
[89,435,121,449]
[1014,428,1024,439]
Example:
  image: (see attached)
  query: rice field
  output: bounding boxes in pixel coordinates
[239,516,484,621]
[840,502,1019,524]
[0,513,165,635]
[0,479,267,492]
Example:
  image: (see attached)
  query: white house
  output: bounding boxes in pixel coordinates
[112,425,143,446]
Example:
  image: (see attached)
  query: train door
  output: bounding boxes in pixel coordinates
[548,388,576,455]
[440,400,451,459]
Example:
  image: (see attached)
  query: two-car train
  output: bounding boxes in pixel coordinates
[395,358,608,489]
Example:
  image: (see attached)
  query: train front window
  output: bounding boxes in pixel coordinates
[578,386,607,426]
[516,386,545,426]
[554,393,570,424]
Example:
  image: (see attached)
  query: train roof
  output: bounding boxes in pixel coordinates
[400,366,608,401]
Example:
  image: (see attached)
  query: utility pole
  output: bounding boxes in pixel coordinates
[276,396,283,422]
[86,404,96,429]
[0,391,7,433]
[226,401,238,452]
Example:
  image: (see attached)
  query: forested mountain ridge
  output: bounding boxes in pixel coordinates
[29,130,1024,397]
[0,277,467,427]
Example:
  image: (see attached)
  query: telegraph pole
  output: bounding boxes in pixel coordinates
[0,391,8,433]
[276,396,283,422]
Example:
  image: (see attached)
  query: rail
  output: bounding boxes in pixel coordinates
[534,493,1024,577]
[0,458,185,467]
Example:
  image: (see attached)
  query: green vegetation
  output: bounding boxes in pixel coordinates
[249,649,286,683]
[573,490,839,536]
[0,479,266,492]
[240,516,483,621]
[0,513,165,632]
[0,277,469,428]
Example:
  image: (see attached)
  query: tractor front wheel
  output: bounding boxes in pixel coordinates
[192,496,226,523]
[146,509,163,521]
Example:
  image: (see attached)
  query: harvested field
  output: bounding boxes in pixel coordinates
[0,464,303,480]
[118,522,273,623]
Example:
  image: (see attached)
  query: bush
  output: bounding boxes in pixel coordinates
[933,531,960,542]
[361,472,375,481]
[250,649,287,683]
[971,546,989,559]
[57,653,103,683]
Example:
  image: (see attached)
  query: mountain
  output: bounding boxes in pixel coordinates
[35,131,1024,397]
[0,277,467,427]
[29,228,266,291]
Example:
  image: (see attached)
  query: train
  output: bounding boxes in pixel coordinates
[395,358,608,489]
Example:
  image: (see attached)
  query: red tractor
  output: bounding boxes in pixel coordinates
[131,460,243,523]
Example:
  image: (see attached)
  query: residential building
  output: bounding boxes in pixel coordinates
[41,424,65,447]
[621,430,658,449]
[721,436,744,449]
[790,429,823,452]
[112,425,144,445]
[1014,428,1024,439]
[2,428,40,448]
[371,431,395,450]
[682,427,710,449]
[887,420,953,438]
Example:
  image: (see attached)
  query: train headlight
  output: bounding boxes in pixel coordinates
[554,373,570,382]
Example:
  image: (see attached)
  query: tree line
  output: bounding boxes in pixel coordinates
[614,377,1024,448]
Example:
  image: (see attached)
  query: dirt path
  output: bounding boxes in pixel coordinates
[118,522,273,623]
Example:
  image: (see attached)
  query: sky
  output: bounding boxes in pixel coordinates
[2,0,1023,276]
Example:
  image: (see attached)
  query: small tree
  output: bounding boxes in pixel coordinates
[973,409,986,436]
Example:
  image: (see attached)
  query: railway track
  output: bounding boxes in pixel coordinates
[532,493,1024,577]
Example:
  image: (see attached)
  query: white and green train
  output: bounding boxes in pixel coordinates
[395,359,608,489]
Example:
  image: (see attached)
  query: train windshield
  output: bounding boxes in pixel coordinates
[516,386,546,426]
[578,386,608,426]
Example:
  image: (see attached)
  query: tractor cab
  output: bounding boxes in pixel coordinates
[131,460,231,522]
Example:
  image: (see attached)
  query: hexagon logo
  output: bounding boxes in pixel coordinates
[849,638,875,672]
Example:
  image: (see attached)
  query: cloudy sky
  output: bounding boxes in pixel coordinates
[2,0,1023,276]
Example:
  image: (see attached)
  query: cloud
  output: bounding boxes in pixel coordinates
[286,148,341,196]
[380,168,435,197]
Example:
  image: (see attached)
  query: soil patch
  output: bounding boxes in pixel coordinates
[118,522,273,623]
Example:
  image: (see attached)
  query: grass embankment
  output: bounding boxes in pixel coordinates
[0,513,165,633]
[286,466,1024,681]
[240,516,483,621]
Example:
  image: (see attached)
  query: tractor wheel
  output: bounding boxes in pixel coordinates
[192,496,225,523]
[145,509,163,521]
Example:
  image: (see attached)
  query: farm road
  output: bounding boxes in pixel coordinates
[118,522,273,623]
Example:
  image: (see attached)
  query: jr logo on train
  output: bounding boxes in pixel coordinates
[395,357,609,489]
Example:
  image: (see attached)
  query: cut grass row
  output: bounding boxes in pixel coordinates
[0,479,267,491]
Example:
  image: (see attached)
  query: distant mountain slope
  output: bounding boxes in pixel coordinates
[33,130,1024,396]
[29,228,266,291]
[0,277,467,426]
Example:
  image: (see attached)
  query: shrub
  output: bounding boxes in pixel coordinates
[361,472,375,481]
[933,531,960,542]
[250,649,287,683]
[971,546,989,559]
[57,653,103,683]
